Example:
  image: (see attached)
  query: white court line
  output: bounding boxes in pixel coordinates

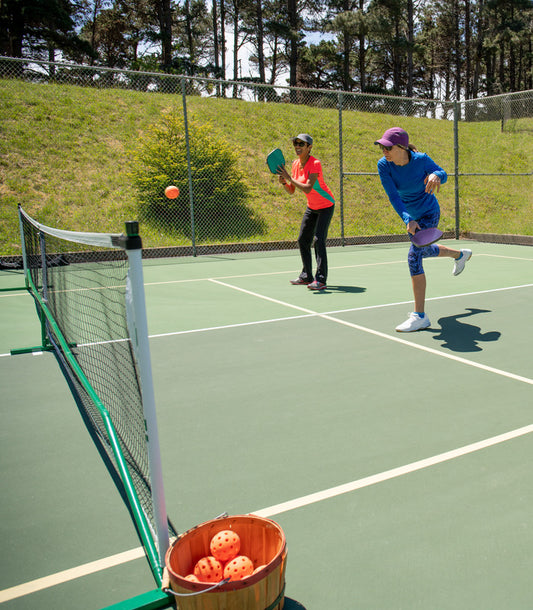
[0,547,145,603]
[139,251,533,286]
[2,423,532,602]
[5,283,531,360]
[209,279,316,314]
[0,259,405,298]
[210,279,533,386]
[141,251,531,287]
[253,423,533,518]
[0,291,28,298]
[327,283,533,315]
[143,284,533,341]
[1,252,530,296]
[477,253,533,261]
[149,313,317,338]
[140,259,407,286]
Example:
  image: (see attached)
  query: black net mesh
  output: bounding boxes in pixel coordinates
[19,208,176,547]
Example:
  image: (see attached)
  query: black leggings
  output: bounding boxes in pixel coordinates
[297,205,335,283]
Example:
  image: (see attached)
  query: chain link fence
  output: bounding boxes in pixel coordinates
[1,57,532,262]
[454,92,533,244]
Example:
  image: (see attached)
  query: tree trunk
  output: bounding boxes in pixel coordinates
[407,0,414,97]
[464,0,471,98]
[220,0,227,87]
[471,0,484,98]
[256,0,265,83]
[185,0,194,67]
[454,0,461,100]
[158,0,173,71]
[287,0,298,89]
[232,1,240,97]
[212,0,220,93]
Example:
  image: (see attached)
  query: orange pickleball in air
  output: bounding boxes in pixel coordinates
[165,185,180,199]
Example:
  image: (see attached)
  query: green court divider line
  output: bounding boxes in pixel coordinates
[23,274,162,587]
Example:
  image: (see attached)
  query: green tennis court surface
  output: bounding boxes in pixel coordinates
[1,239,532,609]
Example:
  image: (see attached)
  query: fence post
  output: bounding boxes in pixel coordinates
[181,78,197,256]
[453,101,460,240]
[338,92,345,246]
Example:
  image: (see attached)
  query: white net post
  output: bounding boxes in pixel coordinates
[124,221,170,568]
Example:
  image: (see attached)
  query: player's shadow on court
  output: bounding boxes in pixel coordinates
[428,308,501,352]
[317,285,366,294]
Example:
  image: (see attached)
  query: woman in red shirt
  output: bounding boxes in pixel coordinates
[277,133,335,291]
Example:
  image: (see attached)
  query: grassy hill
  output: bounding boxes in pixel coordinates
[1,79,532,256]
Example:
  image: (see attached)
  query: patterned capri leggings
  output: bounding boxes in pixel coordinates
[408,210,441,276]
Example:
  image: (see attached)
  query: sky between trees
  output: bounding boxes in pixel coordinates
[1,0,531,100]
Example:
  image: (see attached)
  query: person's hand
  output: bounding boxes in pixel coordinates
[277,166,290,185]
[424,173,441,194]
[407,220,420,235]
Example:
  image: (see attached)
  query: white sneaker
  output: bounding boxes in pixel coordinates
[395,312,431,332]
[453,249,472,276]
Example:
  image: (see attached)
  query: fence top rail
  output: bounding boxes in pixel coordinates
[2,56,531,106]
[0,56,453,105]
[464,90,533,102]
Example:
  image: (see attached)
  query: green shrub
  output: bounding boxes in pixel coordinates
[130,111,250,238]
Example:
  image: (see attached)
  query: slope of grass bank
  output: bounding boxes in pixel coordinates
[1,79,531,256]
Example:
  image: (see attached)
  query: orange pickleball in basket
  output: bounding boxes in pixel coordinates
[210,530,241,562]
[223,555,254,581]
[193,556,223,582]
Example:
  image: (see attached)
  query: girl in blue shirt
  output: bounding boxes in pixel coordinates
[375,127,472,332]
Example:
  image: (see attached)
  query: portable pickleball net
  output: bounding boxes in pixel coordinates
[14,205,176,606]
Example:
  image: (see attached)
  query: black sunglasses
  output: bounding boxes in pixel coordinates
[379,144,392,151]
[293,140,308,147]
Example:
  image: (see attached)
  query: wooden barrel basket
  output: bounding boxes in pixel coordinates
[165,514,287,610]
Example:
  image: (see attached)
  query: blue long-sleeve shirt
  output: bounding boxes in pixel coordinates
[377,152,447,225]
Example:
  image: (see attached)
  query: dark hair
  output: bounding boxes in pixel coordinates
[408,143,418,152]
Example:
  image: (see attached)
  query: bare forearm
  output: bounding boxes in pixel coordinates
[286,175,313,194]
